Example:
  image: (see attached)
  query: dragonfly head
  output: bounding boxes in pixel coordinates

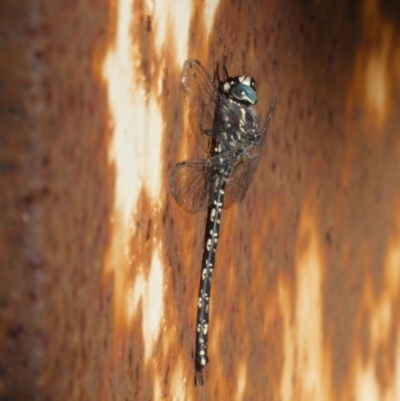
[221,75,258,105]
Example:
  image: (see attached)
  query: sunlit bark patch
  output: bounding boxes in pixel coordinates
[280,198,332,401]
[126,245,164,362]
[347,0,400,131]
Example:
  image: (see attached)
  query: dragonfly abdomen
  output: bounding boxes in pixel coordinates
[195,181,227,385]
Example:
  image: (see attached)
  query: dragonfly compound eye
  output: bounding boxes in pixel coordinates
[230,83,258,105]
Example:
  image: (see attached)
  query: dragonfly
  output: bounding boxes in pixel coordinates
[170,59,277,385]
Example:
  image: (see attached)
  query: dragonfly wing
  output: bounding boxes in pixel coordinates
[182,59,219,152]
[170,150,239,213]
[225,153,261,207]
[257,96,278,149]
[170,159,215,213]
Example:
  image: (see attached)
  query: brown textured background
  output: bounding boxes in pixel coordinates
[1,0,399,400]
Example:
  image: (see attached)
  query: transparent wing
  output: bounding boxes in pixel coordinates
[170,151,238,213]
[257,96,278,148]
[170,159,215,213]
[182,59,219,152]
[224,153,261,207]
